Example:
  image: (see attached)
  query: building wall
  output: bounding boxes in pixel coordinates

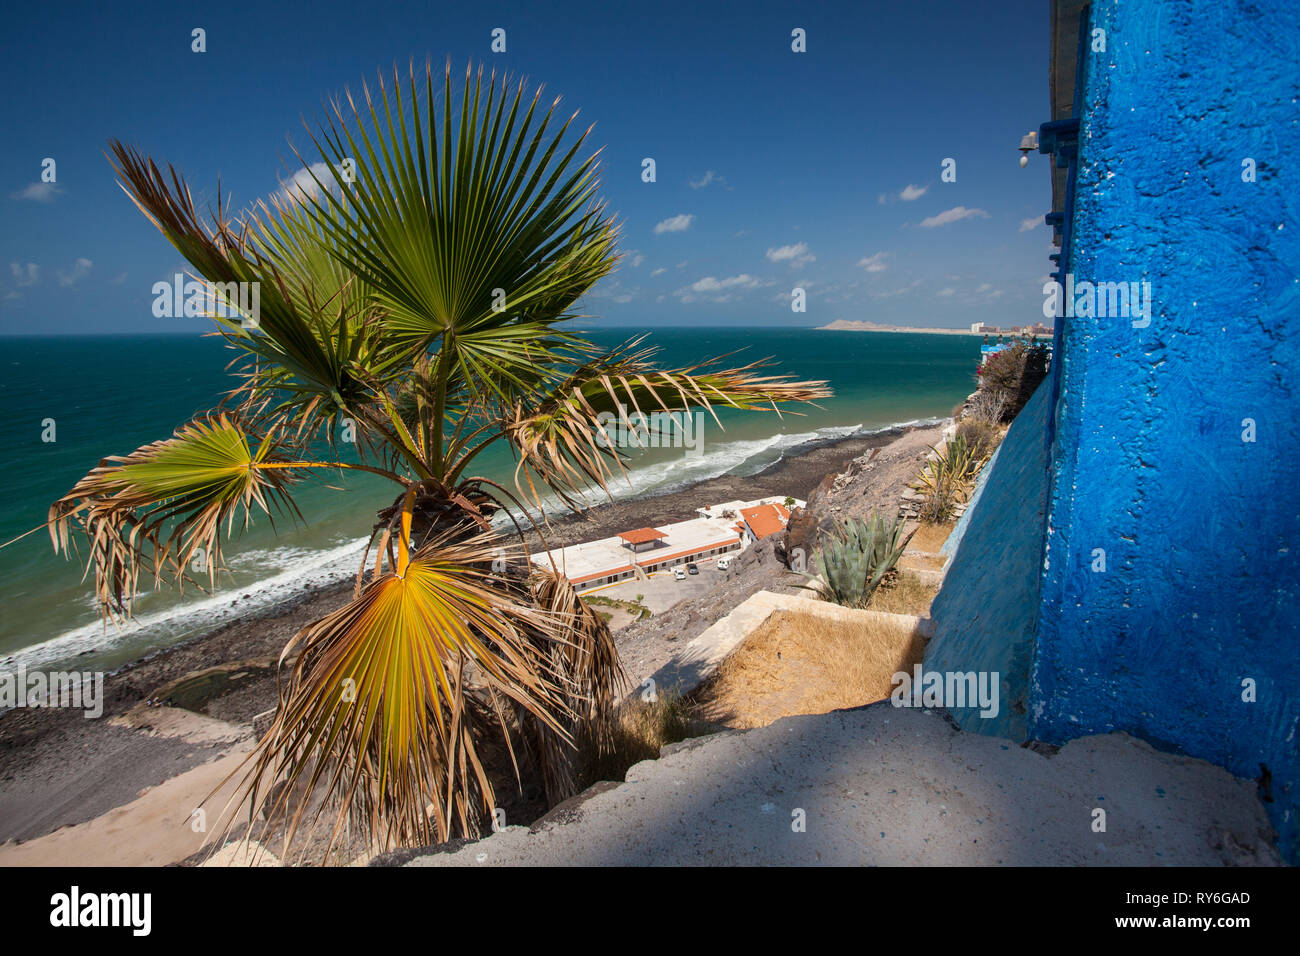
[925,382,1052,739]
[1031,0,1300,860]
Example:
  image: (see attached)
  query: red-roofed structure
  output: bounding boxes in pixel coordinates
[617,527,668,546]
[739,503,791,541]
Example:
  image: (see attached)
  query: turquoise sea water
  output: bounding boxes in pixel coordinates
[0,327,978,672]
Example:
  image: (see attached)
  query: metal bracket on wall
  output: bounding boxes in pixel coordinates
[1038,118,1080,257]
[1038,117,1080,163]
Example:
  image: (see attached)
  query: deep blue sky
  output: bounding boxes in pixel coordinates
[0,0,1054,334]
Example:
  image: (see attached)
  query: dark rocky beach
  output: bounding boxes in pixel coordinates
[0,421,941,853]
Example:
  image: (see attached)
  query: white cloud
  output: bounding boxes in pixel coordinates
[110,272,128,285]
[587,278,638,304]
[654,213,694,234]
[11,182,61,202]
[650,267,666,277]
[1019,216,1041,232]
[918,206,989,228]
[936,288,956,298]
[858,252,889,273]
[57,258,93,286]
[626,250,645,267]
[689,274,762,293]
[689,170,725,189]
[675,273,769,303]
[765,242,815,268]
[10,262,39,287]
[871,279,924,300]
[276,162,339,207]
[899,184,928,201]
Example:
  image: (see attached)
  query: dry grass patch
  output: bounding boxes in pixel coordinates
[869,572,939,616]
[691,609,926,730]
[898,553,947,572]
[908,520,956,553]
[575,694,700,788]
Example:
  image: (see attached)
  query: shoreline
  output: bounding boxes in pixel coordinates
[3,419,938,706]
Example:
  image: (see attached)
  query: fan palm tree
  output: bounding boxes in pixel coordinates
[47,61,831,857]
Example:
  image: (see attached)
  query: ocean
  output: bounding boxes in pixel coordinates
[0,327,979,673]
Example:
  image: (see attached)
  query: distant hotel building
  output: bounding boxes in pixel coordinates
[972,322,1051,336]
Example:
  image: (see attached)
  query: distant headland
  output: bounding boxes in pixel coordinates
[816,319,1052,337]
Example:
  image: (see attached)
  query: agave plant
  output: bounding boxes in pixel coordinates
[910,434,987,523]
[807,512,912,609]
[43,62,831,857]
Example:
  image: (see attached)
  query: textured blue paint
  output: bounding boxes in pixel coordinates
[1030,0,1300,861]
[924,382,1052,739]
[942,439,1002,560]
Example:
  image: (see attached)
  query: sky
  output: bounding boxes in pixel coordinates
[0,0,1056,335]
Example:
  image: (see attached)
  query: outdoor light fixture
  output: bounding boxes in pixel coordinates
[1018,131,1038,167]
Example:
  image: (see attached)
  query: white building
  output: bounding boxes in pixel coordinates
[532,497,801,592]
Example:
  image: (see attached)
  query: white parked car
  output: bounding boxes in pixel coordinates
[716,556,732,571]
[672,566,686,580]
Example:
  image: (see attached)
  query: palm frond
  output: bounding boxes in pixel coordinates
[526,568,627,803]
[108,143,401,433]
[297,61,619,409]
[231,530,572,856]
[502,341,832,507]
[49,413,307,616]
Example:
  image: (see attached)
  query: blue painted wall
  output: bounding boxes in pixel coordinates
[1030,0,1300,860]
[925,382,1052,740]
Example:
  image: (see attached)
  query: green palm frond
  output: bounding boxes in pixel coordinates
[293,60,619,452]
[301,63,617,350]
[48,413,310,616]
[108,144,400,435]
[501,341,832,506]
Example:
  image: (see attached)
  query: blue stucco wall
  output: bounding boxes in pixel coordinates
[1030,0,1300,860]
[924,381,1052,740]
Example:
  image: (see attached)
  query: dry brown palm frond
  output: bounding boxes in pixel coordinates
[525,568,628,803]
[223,529,575,859]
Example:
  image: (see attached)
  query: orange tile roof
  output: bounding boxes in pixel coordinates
[569,565,636,585]
[740,504,790,540]
[618,527,668,545]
